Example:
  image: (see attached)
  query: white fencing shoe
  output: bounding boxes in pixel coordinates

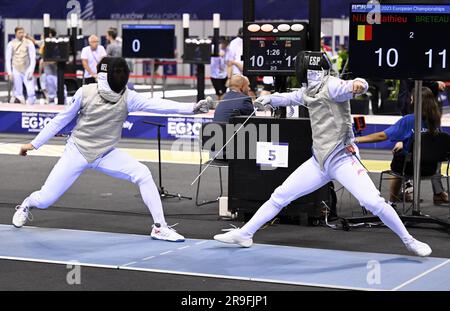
[151,223,185,242]
[214,228,253,248]
[12,205,33,228]
[404,238,432,257]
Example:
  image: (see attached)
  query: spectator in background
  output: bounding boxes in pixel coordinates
[39,28,66,104]
[108,27,122,44]
[226,28,256,100]
[5,26,36,104]
[398,79,446,115]
[81,35,106,84]
[227,28,243,77]
[355,87,448,205]
[213,75,254,123]
[106,28,122,57]
[210,38,229,105]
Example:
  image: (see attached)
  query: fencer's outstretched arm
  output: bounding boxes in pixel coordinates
[268,88,307,107]
[327,77,368,102]
[29,89,82,150]
[127,91,196,114]
[260,77,368,108]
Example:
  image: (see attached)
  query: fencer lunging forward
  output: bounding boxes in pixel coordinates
[214,51,431,256]
[13,57,211,242]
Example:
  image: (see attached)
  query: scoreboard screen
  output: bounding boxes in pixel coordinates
[44,37,70,62]
[349,4,450,80]
[243,22,308,76]
[122,24,175,59]
[183,39,212,64]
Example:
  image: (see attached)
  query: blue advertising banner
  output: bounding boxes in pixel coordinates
[121,115,213,139]
[0,110,213,140]
[2,109,450,149]
[0,111,76,135]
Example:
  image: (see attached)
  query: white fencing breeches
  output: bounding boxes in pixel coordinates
[12,68,35,104]
[21,139,166,225]
[45,74,67,102]
[45,74,57,100]
[240,145,413,243]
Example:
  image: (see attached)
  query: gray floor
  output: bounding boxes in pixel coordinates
[0,134,449,290]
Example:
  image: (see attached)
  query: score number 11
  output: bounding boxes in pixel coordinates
[375,48,447,68]
[425,49,446,68]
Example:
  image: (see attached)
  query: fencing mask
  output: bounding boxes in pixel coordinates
[295,51,331,87]
[97,57,130,94]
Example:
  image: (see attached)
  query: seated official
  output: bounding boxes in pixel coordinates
[355,87,447,205]
[213,75,254,123]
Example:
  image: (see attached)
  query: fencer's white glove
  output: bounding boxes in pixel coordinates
[193,96,213,114]
[254,95,272,111]
[352,79,367,95]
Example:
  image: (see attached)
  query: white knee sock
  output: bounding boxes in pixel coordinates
[21,197,32,208]
[21,193,44,209]
[240,200,281,238]
[139,177,167,226]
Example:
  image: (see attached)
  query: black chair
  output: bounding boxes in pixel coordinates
[342,131,450,231]
[195,122,230,206]
[378,131,450,214]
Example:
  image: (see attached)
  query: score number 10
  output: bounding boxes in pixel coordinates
[375,48,447,68]
[249,55,297,67]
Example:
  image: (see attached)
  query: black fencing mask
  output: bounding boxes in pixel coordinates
[98,57,130,93]
[295,51,331,86]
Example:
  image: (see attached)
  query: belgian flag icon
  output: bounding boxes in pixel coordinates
[357,25,372,41]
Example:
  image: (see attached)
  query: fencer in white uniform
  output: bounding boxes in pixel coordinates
[5,27,36,105]
[13,57,211,242]
[214,51,432,257]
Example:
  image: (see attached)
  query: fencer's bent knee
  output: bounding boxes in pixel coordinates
[269,185,292,210]
[133,163,153,185]
[359,193,385,215]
